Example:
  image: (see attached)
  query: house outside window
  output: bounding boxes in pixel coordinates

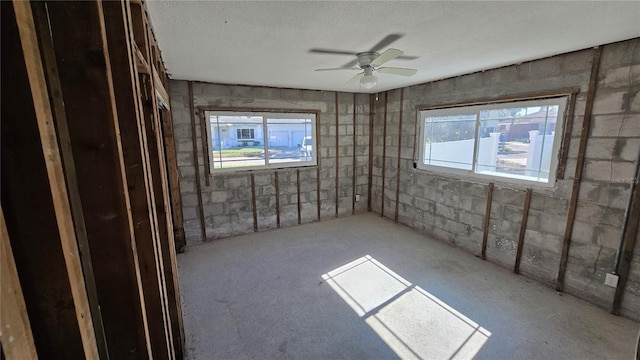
[417,97,567,186]
[207,111,316,172]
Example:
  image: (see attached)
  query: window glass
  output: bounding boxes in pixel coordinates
[424,114,476,170]
[266,118,314,162]
[208,112,316,172]
[418,97,567,186]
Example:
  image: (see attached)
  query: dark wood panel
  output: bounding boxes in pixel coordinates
[103,1,172,358]
[1,3,84,357]
[45,1,150,357]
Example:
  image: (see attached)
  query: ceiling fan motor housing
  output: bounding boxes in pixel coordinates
[357,52,379,68]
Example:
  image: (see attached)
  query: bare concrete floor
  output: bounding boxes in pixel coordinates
[178,213,639,359]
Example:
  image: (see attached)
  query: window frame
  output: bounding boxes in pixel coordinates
[416,96,569,187]
[206,110,317,174]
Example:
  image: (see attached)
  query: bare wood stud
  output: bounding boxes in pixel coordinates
[1,207,38,359]
[199,108,210,186]
[160,106,186,252]
[251,173,258,232]
[139,6,183,356]
[352,93,357,215]
[381,92,388,217]
[188,82,207,241]
[152,65,170,108]
[335,92,340,218]
[557,93,577,180]
[481,182,495,260]
[395,88,404,222]
[316,113,322,221]
[297,169,302,225]
[368,94,374,212]
[275,171,281,228]
[134,46,151,74]
[514,188,533,274]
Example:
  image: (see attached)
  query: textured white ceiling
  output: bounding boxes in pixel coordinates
[146,1,640,93]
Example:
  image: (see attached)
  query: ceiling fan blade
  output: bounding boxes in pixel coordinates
[341,58,359,69]
[369,33,403,52]
[377,67,417,76]
[309,48,358,56]
[398,55,419,61]
[315,68,359,72]
[371,48,403,67]
[345,72,364,86]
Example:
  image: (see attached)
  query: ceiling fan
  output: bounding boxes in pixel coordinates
[315,49,417,89]
[310,34,418,90]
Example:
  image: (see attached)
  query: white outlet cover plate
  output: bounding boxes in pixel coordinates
[605,273,619,288]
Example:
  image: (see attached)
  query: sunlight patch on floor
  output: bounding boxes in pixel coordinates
[322,255,491,359]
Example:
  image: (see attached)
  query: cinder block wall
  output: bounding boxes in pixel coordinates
[370,38,640,320]
[169,81,370,244]
[169,38,639,321]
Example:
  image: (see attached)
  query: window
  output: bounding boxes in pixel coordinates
[418,97,567,185]
[237,128,255,140]
[207,111,316,172]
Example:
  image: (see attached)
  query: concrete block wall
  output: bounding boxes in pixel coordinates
[169,81,370,244]
[169,38,639,321]
[597,40,640,319]
[370,38,640,319]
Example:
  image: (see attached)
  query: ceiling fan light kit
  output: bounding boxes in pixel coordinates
[360,66,377,90]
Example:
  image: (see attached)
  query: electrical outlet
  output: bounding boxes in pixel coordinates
[604,273,619,288]
[355,194,360,202]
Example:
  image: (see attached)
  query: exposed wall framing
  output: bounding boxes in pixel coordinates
[1,1,185,358]
[189,82,207,242]
[368,94,375,212]
[481,183,495,260]
[352,94,357,214]
[381,92,388,217]
[556,47,602,291]
[514,188,533,274]
[394,88,404,222]
[335,92,340,217]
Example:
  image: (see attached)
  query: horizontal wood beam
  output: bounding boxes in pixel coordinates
[416,87,581,111]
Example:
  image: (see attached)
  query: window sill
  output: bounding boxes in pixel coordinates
[414,164,560,192]
[209,161,317,175]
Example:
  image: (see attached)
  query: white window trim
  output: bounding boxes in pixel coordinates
[416,97,568,188]
[206,111,317,174]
